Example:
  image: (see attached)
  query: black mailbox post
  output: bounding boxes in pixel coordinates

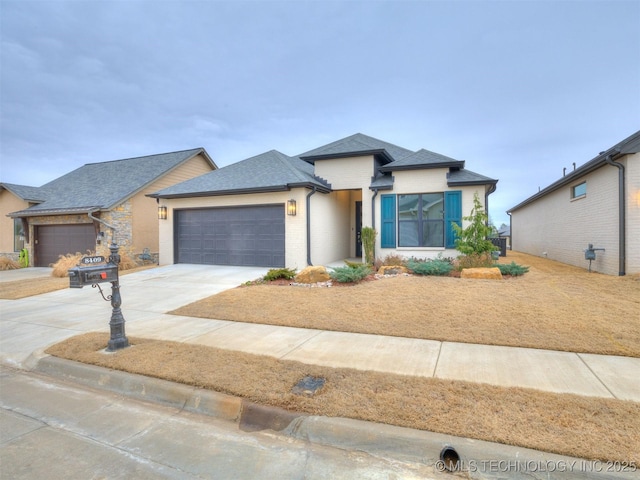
[68,243,129,351]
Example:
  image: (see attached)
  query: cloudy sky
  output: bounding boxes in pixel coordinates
[1,0,638,226]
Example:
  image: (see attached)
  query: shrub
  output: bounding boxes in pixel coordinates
[329,264,372,283]
[456,253,494,270]
[51,248,140,278]
[497,261,530,276]
[381,253,406,266]
[96,246,138,271]
[51,252,84,277]
[0,257,21,271]
[452,192,498,256]
[361,227,377,265]
[407,258,453,276]
[263,267,297,281]
[344,259,366,269]
[19,248,29,268]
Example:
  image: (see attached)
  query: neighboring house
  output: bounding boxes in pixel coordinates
[0,184,45,260]
[507,129,640,276]
[2,149,216,267]
[150,133,498,269]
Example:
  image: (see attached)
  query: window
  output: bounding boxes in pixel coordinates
[14,219,24,252]
[380,191,462,249]
[398,193,444,247]
[572,182,586,199]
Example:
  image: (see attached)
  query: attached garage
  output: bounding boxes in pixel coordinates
[34,224,96,267]
[175,205,285,267]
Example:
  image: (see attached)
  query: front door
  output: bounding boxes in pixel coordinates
[355,201,362,258]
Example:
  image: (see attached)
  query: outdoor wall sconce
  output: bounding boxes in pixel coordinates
[158,205,168,220]
[287,199,297,216]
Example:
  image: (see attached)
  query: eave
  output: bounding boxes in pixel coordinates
[300,149,395,165]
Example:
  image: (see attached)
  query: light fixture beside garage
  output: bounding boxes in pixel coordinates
[158,205,168,220]
[287,199,297,216]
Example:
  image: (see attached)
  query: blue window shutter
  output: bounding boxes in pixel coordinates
[444,191,462,248]
[380,194,396,248]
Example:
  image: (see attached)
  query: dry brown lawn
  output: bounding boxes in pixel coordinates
[15,251,640,463]
[0,265,157,300]
[172,252,640,357]
[47,332,640,464]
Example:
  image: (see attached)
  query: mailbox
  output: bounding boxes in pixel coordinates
[68,264,119,288]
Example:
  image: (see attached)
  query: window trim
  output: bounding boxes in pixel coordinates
[13,218,25,252]
[571,181,587,200]
[397,192,445,248]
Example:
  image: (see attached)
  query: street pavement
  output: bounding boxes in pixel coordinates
[1,265,639,479]
[1,365,438,479]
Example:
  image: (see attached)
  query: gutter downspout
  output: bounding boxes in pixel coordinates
[371,189,379,230]
[507,211,512,251]
[306,187,317,266]
[88,208,117,243]
[485,183,497,228]
[604,150,625,276]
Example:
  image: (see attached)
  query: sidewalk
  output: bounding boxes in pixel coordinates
[1,264,638,402]
[2,265,640,479]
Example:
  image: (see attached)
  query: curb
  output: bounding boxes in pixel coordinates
[33,355,638,480]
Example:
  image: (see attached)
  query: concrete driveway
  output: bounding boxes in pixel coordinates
[2,264,639,402]
[0,264,269,368]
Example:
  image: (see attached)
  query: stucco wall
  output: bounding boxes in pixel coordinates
[159,190,310,268]
[132,153,214,256]
[314,156,375,230]
[0,190,28,254]
[376,169,490,261]
[309,190,351,266]
[511,163,621,275]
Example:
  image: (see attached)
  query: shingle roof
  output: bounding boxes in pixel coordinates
[8,148,213,217]
[447,168,498,186]
[0,183,46,202]
[508,129,640,213]
[380,148,464,172]
[298,133,414,164]
[150,150,331,199]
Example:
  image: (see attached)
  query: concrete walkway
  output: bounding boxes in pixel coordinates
[1,265,639,401]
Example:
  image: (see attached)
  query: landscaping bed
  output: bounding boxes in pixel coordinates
[172,252,640,357]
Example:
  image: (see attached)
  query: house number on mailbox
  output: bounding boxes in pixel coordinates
[81,255,105,265]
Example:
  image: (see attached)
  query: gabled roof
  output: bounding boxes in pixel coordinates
[508,129,640,213]
[380,148,465,172]
[8,148,214,217]
[299,133,414,164]
[150,150,331,199]
[0,183,46,202]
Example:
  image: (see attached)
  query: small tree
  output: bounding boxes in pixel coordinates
[361,226,377,265]
[452,193,497,256]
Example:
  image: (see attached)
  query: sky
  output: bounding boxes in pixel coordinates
[1,0,639,227]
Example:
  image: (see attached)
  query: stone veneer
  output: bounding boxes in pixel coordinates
[16,201,136,267]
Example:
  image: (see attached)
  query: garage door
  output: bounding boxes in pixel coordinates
[35,224,96,267]
[175,205,285,267]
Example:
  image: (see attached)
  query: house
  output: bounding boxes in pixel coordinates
[2,149,216,267]
[150,134,498,269]
[507,129,640,276]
